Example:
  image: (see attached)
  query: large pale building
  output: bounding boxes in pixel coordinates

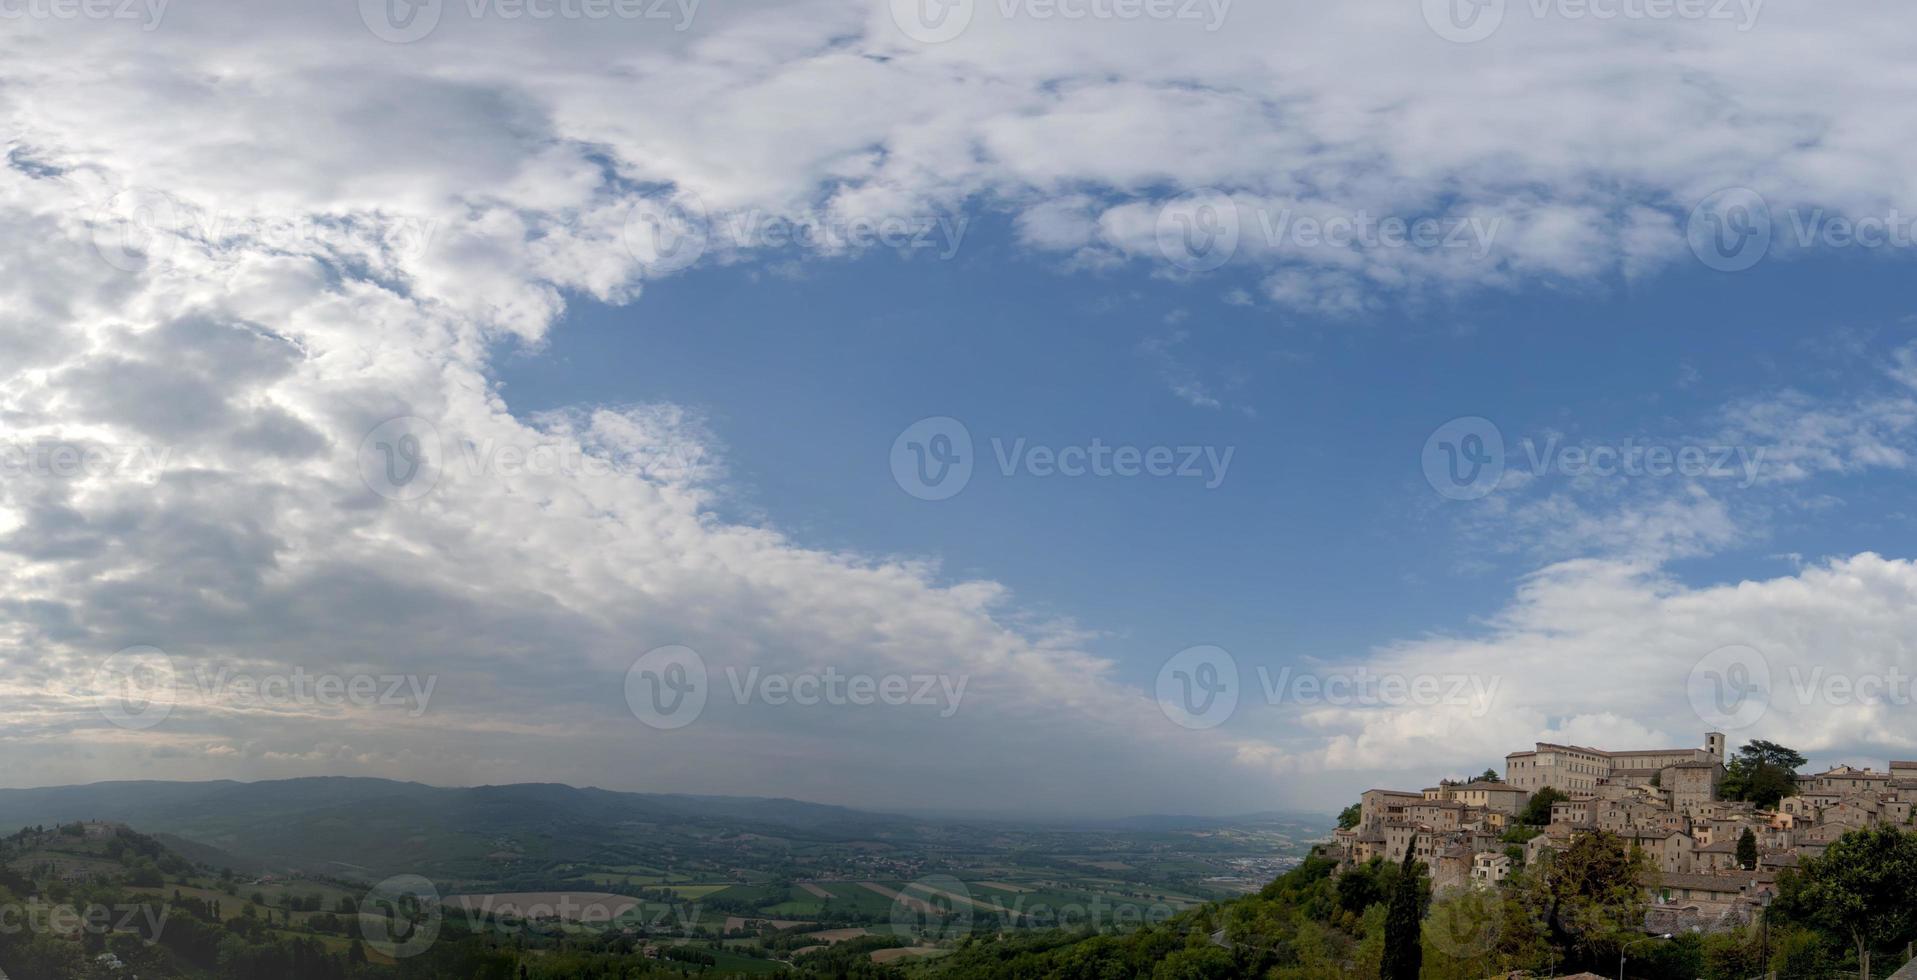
[1443,780,1528,815]
[1505,732,1724,794]
[1357,788,1425,830]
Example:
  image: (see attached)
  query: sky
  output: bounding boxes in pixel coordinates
[5,0,1917,817]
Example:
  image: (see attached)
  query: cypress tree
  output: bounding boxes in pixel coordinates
[1382,835,1424,980]
[1737,827,1758,870]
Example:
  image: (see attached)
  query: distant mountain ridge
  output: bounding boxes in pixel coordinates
[0,777,921,881]
[0,779,1336,889]
[0,777,896,828]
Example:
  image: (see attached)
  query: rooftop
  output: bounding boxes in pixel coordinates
[1658,871,1758,893]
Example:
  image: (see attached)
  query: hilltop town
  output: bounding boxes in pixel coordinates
[1331,732,1913,934]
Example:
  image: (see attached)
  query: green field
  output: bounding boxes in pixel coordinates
[813,882,907,918]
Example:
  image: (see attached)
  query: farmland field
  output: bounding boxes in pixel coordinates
[871,946,948,964]
[0,788,1333,980]
[447,891,639,923]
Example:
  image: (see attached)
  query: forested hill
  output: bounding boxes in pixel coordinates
[0,778,916,878]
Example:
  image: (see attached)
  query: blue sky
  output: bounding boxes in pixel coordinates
[12,0,1917,815]
[496,226,1917,704]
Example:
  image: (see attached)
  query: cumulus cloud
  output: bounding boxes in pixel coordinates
[1246,553,1917,803]
[1,0,1916,814]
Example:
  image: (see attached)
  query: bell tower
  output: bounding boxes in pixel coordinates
[1706,731,1725,762]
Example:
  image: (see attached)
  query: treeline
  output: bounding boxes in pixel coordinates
[0,900,786,980]
[0,825,779,980]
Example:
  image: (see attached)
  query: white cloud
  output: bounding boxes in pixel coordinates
[1242,553,1917,804]
[2,0,1917,814]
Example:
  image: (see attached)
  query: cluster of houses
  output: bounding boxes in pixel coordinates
[1330,732,1916,933]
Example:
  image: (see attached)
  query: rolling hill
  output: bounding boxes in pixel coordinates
[0,778,923,882]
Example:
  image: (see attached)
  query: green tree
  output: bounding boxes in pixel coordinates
[1151,945,1236,979]
[1337,803,1362,830]
[1381,837,1423,980]
[1768,925,1836,979]
[1336,857,1391,916]
[1700,928,1762,980]
[1529,831,1656,963]
[1479,769,1502,783]
[1519,787,1569,827]
[1771,826,1917,980]
[1736,828,1757,870]
[1718,739,1806,809]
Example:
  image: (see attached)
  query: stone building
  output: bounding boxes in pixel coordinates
[1505,733,1724,795]
[1550,797,1594,827]
[1442,780,1528,814]
[1357,788,1424,830]
[1666,761,1721,813]
[1471,851,1512,886]
[1333,737,1915,938]
[1405,799,1468,833]
[1799,764,1892,797]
